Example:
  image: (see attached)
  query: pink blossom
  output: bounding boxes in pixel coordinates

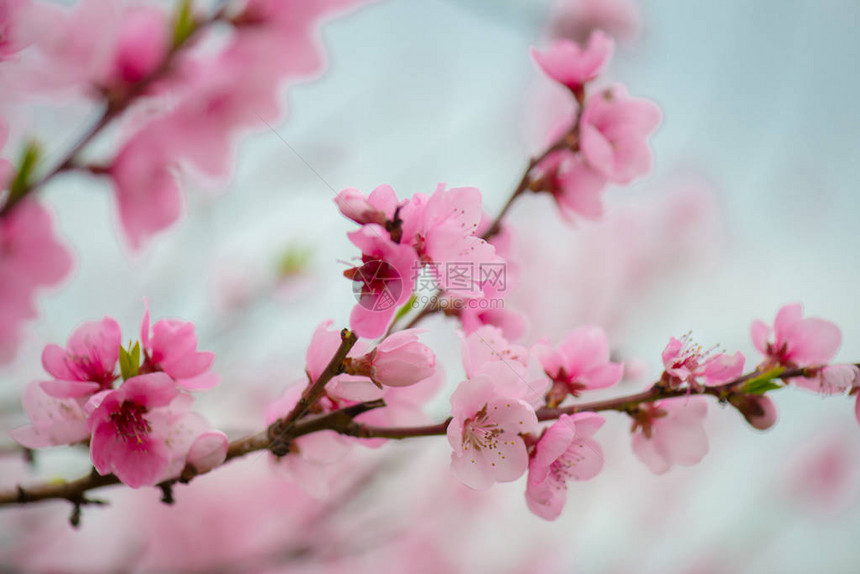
[751,303,842,369]
[10,381,89,448]
[531,32,614,92]
[534,151,608,221]
[447,371,539,490]
[335,184,400,226]
[401,184,501,297]
[461,325,529,379]
[349,329,436,388]
[532,326,623,407]
[0,0,31,61]
[525,413,605,520]
[345,224,418,338]
[630,397,709,474]
[39,317,121,398]
[140,300,218,390]
[0,199,72,363]
[458,291,528,342]
[660,334,745,388]
[87,373,189,488]
[579,84,662,184]
[109,6,168,86]
[109,126,182,249]
[793,364,859,396]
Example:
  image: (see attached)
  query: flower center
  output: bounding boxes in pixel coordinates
[110,401,151,449]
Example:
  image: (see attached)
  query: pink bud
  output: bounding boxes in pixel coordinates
[369,330,436,388]
[729,394,778,431]
[186,431,229,474]
[335,188,386,225]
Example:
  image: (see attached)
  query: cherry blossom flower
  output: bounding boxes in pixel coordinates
[0,0,32,61]
[533,151,608,221]
[400,184,501,297]
[304,320,378,402]
[87,373,200,488]
[447,370,539,490]
[532,326,623,407]
[0,199,73,363]
[793,364,859,396]
[660,334,745,389]
[531,31,614,92]
[39,317,121,399]
[10,381,90,448]
[109,126,182,249]
[525,413,605,520]
[630,396,709,474]
[344,329,436,388]
[109,6,169,86]
[345,224,418,338]
[751,303,842,369]
[579,84,662,184]
[461,325,529,379]
[140,300,219,390]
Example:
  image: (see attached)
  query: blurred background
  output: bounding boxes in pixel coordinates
[2,0,860,572]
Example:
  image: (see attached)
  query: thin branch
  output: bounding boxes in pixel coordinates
[0,8,227,217]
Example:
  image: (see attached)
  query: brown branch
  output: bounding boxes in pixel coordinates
[0,399,385,509]
[0,363,832,512]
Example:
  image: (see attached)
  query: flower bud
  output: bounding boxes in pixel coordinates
[729,393,778,431]
[368,331,436,387]
[335,189,386,225]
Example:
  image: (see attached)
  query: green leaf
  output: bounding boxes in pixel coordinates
[119,341,141,381]
[7,140,41,204]
[741,367,786,395]
[276,245,313,277]
[172,0,196,49]
[393,294,418,324]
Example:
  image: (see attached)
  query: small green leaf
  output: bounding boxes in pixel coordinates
[119,341,141,381]
[276,245,313,277]
[393,294,418,324]
[7,140,41,204]
[172,0,196,49]
[741,367,786,395]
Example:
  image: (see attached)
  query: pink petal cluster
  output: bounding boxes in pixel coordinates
[0,199,73,363]
[580,84,662,184]
[751,303,842,369]
[447,372,539,490]
[335,184,503,338]
[660,334,745,388]
[266,323,441,495]
[534,151,609,221]
[447,334,546,491]
[531,31,614,92]
[140,299,219,390]
[12,306,225,488]
[525,413,605,520]
[532,326,623,407]
[40,317,121,398]
[630,397,709,474]
[0,0,31,62]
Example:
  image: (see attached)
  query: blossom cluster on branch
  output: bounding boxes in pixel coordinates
[1,0,858,550]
